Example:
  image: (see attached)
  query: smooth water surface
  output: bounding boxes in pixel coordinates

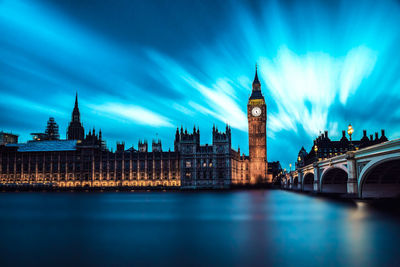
[1,190,400,267]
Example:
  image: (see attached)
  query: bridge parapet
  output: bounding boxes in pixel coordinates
[293,139,400,198]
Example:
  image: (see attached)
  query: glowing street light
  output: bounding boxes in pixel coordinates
[347,124,354,141]
[289,163,292,172]
[348,124,354,150]
[314,145,318,161]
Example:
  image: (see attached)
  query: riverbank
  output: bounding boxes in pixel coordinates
[0,183,277,192]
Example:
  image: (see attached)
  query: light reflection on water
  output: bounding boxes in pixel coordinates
[0,190,400,267]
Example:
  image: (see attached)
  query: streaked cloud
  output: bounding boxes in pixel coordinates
[89,103,174,128]
[147,50,248,131]
[339,46,377,104]
[261,46,377,136]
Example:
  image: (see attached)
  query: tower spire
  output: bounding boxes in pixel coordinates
[67,92,84,140]
[72,92,80,122]
[252,64,261,91]
[75,92,78,108]
[253,64,260,84]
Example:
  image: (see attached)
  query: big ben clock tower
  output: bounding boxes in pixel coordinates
[248,66,269,184]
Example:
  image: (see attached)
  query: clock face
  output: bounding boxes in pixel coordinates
[251,107,262,117]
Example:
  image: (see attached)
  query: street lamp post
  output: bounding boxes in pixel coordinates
[348,124,354,150]
[314,145,318,162]
[283,168,287,188]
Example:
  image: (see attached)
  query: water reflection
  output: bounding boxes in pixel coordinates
[0,190,400,266]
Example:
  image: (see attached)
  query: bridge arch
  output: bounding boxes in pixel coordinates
[320,164,348,178]
[288,176,292,188]
[320,167,348,194]
[293,176,299,188]
[303,172,314,191]
[359,156,400,198]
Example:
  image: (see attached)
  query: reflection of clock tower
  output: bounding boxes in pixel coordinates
[247,66,269,184]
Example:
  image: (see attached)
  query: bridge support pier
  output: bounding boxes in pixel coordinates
[313,163,320,192]
[298,172,303,190]
[346,152,358,196]
[347,179,358,195]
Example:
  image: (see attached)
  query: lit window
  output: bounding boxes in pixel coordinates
[185,161,191,168]
[209,163,213,167]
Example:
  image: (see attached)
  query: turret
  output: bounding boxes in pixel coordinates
[138,140,148,152]
[360,129,370,148]
[212,124,231,146]
[116,142,125,152]
[340,130,348,142]
[152,139,162,152]
[174,127,180,152]
[175,127,179,141]
[380,129,388,142]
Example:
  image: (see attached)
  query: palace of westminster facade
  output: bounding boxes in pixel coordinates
[0,68,276,189]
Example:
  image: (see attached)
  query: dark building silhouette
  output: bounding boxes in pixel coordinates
[67,93,84,141]
[296,129,388,168]
[45,117,60,140]
[268,161,283,178]
[82,128,105,149]
[0,132,18,145]
[30,117,60,141]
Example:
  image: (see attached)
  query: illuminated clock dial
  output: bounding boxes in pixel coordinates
[251,107,262,117]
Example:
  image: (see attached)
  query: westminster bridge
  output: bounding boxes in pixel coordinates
[282,138,400,198]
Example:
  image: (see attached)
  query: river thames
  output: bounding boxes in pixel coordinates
[1,190,400,267]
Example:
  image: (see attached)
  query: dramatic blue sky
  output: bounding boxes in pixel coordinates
[1,0,400,168]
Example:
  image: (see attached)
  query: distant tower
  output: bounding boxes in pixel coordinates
[138,140,148,152]
[67,92,85,140]
[247,65,268,183]
[45,117,60,140]
[152,139,162,152]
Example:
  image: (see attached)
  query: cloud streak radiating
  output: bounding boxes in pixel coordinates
[89,103,174,128]
[261,45,377,136]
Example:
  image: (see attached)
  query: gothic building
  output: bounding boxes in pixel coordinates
[296,129,389,168]
[0,67,273,189]
[176,125,231,189]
